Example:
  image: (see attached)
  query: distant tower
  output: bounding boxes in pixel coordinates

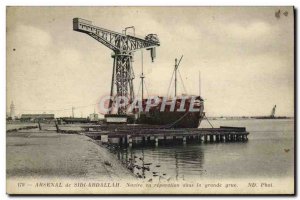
[270,105,276,118]
[10,101,15,120]
[72,107,75,118]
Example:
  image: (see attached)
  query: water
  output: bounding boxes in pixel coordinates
[114,119,294,181]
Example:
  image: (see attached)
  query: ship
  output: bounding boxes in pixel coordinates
[133,95,205,128]
[105,56,205,128]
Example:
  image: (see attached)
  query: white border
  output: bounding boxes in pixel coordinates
[1,1,298,200]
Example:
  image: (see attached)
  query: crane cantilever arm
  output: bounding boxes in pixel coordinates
[73,18,159,53]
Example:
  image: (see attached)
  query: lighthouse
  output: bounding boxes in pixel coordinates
[10,101,15,120]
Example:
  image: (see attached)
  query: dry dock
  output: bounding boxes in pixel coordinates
[6,129,134,180]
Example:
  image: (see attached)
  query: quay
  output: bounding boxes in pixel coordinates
[82,125,249,147]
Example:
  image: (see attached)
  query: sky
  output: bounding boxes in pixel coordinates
[6,6,294,117]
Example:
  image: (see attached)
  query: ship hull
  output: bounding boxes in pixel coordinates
[134,95,204,128]
[136,111,203,128]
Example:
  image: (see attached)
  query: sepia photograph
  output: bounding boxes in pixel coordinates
[6,6,295,195]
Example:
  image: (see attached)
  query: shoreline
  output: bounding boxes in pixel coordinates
[7,129,135,181]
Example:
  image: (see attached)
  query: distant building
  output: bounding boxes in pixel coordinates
[89,113,99,122]
[60,117,89,124]
[20,114,55,122]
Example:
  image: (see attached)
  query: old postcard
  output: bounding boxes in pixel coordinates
[6,6,295,195]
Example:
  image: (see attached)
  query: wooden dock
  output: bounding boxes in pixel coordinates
[81,125,249,147]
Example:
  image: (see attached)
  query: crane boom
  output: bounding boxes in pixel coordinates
[73,18,160,116]
[73,18,159,53]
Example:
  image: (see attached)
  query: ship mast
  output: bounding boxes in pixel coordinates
[140,50,145,101]
[174,55,183,97]
[175,58,177,97]
[199,71,201,96]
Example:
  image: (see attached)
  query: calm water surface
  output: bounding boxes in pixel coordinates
[113,119,294,181]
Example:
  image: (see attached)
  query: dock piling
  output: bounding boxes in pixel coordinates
[142,136,146,144]
[128,136,133,148]
[216,134,220,142]
[155,137,159,147]
[183,136,186,144]
[82,126,249,147]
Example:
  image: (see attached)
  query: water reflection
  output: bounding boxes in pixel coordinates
[115,144,205,181]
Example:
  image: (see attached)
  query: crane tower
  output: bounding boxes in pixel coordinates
[270,105,276,118]
[73,18,160,116]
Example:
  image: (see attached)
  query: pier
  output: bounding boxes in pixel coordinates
[82,125,249,147]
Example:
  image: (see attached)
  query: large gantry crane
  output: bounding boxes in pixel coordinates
[73,18,160,121]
